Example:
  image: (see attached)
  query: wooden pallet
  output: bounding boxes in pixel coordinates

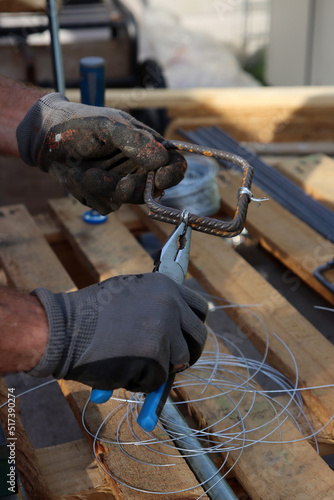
[0,193,333,499]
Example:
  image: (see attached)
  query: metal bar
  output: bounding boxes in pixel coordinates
[314,259,334,293]
[205,127,332,231]
[187,126,330,233]
[162,399,238,500]
[145,140,255,238]
[242,141,334,156]
[180,127,334,243]
[46,0,65,94]
[208,126,333,221]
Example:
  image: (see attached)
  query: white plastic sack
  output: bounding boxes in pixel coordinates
[132,1,259,88]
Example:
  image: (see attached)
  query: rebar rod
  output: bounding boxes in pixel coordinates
[47,0,65,94]
[162,399,239,500]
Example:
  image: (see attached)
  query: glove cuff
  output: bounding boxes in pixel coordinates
[27,286,98,380]
[16,92,71,167]
[27,287,67,378]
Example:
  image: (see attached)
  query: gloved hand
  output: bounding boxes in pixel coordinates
[16,93,186,214]
[29,273,208,393]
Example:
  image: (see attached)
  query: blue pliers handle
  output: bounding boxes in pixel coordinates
[91,219,192,432]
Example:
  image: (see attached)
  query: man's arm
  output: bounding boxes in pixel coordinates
[0,285,48,373]
[0,75,45,157]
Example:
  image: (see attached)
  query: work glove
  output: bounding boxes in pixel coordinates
[16,93,186,214]
[29,273,208,393]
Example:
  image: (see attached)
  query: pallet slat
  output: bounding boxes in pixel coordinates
[0,205,75,293]
[35,439,105,498]
[215,173,334,305]
[48,198,209,499]
[264,153,334,212]
[1,199,334,498]
[50,200,334,499]
[134,206,334,436]
[180,379,334,500]
[48,198,153,282]
[66,86,334,109]
[66,86,334,143]
[0,202,206,499]
[59,380,208,499]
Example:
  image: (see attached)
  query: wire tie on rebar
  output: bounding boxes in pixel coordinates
[238,187,269,206]
[180,210,190,225]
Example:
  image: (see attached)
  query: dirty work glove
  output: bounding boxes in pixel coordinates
[29,273,208,393]
[16,93,186,214]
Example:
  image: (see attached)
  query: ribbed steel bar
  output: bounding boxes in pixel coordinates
[145,140,254,238]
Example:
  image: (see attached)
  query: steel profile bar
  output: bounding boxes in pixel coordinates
[162,399,238,500]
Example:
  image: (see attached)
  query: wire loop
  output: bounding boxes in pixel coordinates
[238,187,270,205]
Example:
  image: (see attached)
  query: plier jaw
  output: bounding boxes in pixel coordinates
[154,216,191,285]
[136,215,192,432]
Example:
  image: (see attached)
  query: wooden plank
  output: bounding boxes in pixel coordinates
[3,199,334,498]
[216,173,334,305]
[60,380,208,499]
[263,153,334,211]
[0,204,75,293]
[165,112,334,143]
[53,201,334,499]
[0,378,52,500]
[54,199,334,499]
[48,198,153,282]
[55,486,117,500]
[234,422,334,500]
[35,440,106,498]
[177,378,334,500]
[133,206,334,436]
[66,86,334,142]
[34,207,144,243]
[0,203,207,499]
[0,208,93,498]
[66,86,334,111]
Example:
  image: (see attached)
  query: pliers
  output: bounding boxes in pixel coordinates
[153,211,191,285]
[90,214,192,432]
[137,212,192,432]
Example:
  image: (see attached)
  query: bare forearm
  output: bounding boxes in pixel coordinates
[0,285,49,373]
[0,75,46,157]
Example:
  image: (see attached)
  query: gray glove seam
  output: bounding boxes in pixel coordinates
[27,288,67,378]
[27,287,98,380]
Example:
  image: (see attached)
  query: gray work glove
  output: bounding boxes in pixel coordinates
[29,273,208,393]
[16,93,186,214]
